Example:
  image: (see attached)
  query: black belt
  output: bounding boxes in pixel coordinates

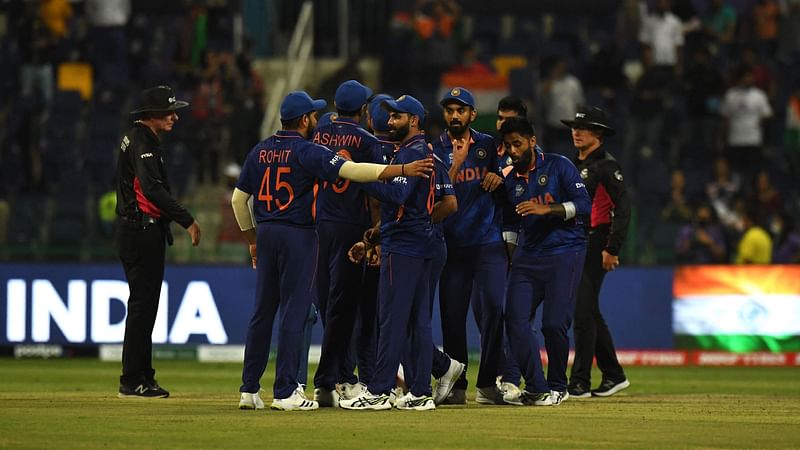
[120,213,160,228]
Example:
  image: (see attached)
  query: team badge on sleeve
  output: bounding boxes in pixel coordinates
[580,168,589,179]
[476,148,487,159]
[614,170,624,181]
[538,174,548,186]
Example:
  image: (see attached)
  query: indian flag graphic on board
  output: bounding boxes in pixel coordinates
[673,266,800,352]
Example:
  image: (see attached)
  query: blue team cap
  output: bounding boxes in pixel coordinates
[335,80,373,112]
[440,87,475,108]
[280,91,327,120]
[368,94,393,132]
[317,112,338,128]
[383,94,425,123]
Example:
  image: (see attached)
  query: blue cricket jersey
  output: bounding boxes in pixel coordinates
[312,118,386,227]
[362,134,433,258]
[432,129,503,248]
[431,153,454,244]
[502,147,591,256]
[237,130,346,227]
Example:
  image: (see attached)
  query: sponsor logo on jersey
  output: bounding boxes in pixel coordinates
[580,168,589,179]
[538,174,548,186]
[576,182,586,189]
[515,184,525,197]
[140,152,154,159]
[120,136,130,152]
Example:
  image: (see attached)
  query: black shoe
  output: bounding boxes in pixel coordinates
[567,384,591,399]
[591,379,630,397]
[118,382,170,398]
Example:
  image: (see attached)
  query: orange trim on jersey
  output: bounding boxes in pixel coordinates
[312,180,319,221]
[133,176,161,218]
[501,165,515,177]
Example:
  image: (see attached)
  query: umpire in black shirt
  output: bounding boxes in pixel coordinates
[562,106,631,398]
[115,85,201,398]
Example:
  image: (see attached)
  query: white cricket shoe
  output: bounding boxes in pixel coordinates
[433,358,466,405]
[339,391,392,410]
[395,392,435,411]
[499,381,523,406]
[336,382,366,400]
[271,386,319,411]
[550,390,569,406]
[519,390,553,406]
[238,391,265,410]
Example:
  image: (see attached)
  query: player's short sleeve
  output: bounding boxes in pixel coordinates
[298,143,348,183]
[435,158,454,200]
[236,150,257,194]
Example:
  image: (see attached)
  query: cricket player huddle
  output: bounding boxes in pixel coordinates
[230,79,631,412]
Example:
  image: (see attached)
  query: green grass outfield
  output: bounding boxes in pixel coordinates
[1,358,799,449]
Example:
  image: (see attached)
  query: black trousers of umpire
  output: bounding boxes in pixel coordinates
[569,226,625,388]
[116,218,166,387]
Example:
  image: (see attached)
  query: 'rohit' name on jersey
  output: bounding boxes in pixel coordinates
[259,148,292,164]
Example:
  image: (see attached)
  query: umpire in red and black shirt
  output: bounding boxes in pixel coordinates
[115,85,201,398]
[562,106,631,398]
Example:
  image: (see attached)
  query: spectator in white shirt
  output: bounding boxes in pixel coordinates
[639,0,685,74]
[719,66,773,180]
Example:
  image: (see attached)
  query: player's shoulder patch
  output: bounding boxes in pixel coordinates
[613,169,624,182]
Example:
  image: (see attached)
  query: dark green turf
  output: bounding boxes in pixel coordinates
[1,358,798,449]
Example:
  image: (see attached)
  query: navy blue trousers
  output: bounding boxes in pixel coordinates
[439,241,509,389]
[403,239,451,381]
[313,221,366,390]
[369,253,433,397]
[240,223,317,399]
[505,249,586,393]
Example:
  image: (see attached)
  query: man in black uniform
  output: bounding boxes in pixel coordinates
[115,85,201,398]
[561,106,631,398]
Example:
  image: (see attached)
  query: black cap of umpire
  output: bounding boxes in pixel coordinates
[560,105,615,136]
[130,85,189,115]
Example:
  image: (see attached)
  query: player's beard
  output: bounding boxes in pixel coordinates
[447,118,470,137]
[388,121,410,142]
[511,148,533,174]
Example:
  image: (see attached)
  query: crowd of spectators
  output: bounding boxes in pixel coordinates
[0,0,798,265]
[375,0,800,265]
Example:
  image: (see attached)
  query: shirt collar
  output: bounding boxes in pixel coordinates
[275,130,305,139]
[514,146,545,179]
[440,129,475,147]
[398,133,426,151]
[332,117,360,126]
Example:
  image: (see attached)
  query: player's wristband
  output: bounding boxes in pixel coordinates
[562,201,576,221]
[502,231,519,246]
